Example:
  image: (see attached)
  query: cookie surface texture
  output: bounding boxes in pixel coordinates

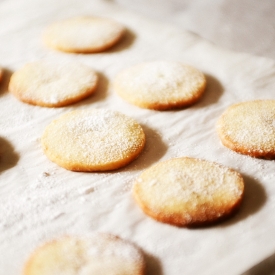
[133,157,244,226]
[9,61,98,107]
[41,109,145,171]
[113,61,206,110]
[24,234,145,275]
[217,100,275,159]
[44,16,125,53]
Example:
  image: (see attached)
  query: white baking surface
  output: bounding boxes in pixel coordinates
[1,0,275,274]
[115,0,275,61]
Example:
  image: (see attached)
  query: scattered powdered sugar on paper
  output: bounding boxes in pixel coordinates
[0,169,67,236]
[1,2,275,274]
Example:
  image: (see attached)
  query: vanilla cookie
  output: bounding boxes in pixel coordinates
[113,61,206,110]
[41,109,145,171]
[9,61,98,107]
[24,233,145,275]
[133,157,244,226]
[44,16,126,53]
[217,100,275,159]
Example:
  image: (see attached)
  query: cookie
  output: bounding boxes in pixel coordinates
[41,109,145,171]
[113,61,206,110]
[24,233,146,275]
[43,16,126,53]
[133,157,244,226]
[9,61,98,107]
[217,100,275,159]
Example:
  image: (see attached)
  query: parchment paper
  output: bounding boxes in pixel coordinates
[1,0,275,274]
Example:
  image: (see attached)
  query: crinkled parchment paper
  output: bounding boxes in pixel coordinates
[0,0,275,274]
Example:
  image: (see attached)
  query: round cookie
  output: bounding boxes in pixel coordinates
[9,61,98,107]
[133,157,244,226]
[24,234,146,275]
[217,100,275,159]
[41,109,145,171]
[113,61,206,110]
[43,16,126,53]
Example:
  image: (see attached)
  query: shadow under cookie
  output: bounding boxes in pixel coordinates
[73,71,109,107]
[106,28,136,53]
[192,73,224,108]
[143,251,164,275]
[119,124,168,172]
[0,68,13,97]
[217,173,267,228]
[0,136,19,173]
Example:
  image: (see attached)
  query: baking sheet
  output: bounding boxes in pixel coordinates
[1,0,275,274]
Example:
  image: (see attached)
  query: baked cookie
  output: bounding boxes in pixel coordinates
[133,157,244,226]
[43,16,126,53]
[113,61,206,110]
[217,100,275,159]
[9,61,98,107]
[24,233,146,275]
[41,109,145,171]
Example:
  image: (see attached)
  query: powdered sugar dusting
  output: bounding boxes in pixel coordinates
[0,169,66,236]
[114,61,206,107]
[10,60,98,107]
[84,233,143,261]
[135,157,244,222]
[146,158,242,200]
[69,108,114,132]
[217,100,275,156]
[44,16,125,52]
[26,234,144,274]
[42,109,145,170]
[129,61,202,93]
